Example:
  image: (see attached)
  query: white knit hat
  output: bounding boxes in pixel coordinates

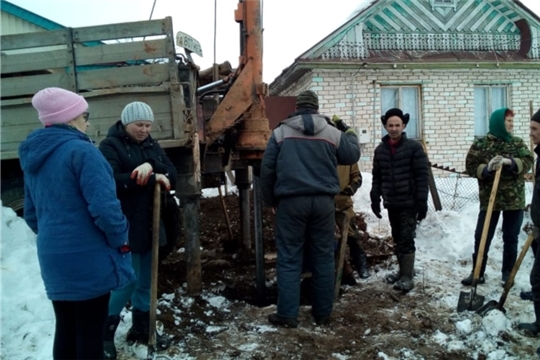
[121,101,154,125]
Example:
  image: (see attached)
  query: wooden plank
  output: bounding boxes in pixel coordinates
[1,49,70,74]
[75,39,169,66]
[73,18,170,42]
[1,72,73,98]
[1,29,69,51]
[77,63,170,90]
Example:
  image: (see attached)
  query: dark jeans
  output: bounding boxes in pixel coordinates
[275,195,335,319]
[51,292,110,360]
[473,210,523,276]
[387,208,417,255]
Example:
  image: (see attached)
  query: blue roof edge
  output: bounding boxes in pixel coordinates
[1,0,66,30]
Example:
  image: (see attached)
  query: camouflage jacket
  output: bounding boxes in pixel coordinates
[335,163,362,212]
[466,134,533,211]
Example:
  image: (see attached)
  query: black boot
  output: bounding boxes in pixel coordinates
[103,315,121,360]
[518,301,540,335]
[394,253,415,292]
[521,291,534,301]
[348,236,371,279]
[127,309,172,351]
[354,253,370,279]
[341,262,357,286]
[461,254,487,286]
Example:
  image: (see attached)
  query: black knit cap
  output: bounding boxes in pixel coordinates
[532,108,540,123]
[296,90,319,110]
[381,108,410,125]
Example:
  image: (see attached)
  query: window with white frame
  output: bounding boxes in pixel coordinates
[474,86,508,137]
[381,86,421,139]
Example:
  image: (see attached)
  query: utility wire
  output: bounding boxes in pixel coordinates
[149,0,157,20]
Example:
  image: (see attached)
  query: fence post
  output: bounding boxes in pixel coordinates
[421,140,443,211]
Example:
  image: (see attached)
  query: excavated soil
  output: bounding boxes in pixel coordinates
[145,193,471,359]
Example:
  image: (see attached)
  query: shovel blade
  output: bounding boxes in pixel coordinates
[476,300,498,316]
[457,291,485,312]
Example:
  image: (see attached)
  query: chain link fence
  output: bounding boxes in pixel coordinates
[428,166,535,212]
[428,171,478,212]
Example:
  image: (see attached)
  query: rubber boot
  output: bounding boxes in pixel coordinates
[341,262,357,286]
[103,315,121,360]
[386,255,401,284]
[461,254,487,286]
[394,253,415,292]
[518,301,540,335]
[354,253,370,279]
[127,309,172,351]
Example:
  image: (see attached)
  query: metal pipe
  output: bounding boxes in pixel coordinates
[239,187,251,249]
[236,168,251,249]
[253,173,266,306]
[196,79,225,95]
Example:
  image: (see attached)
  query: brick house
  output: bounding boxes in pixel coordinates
[269,0,540,173]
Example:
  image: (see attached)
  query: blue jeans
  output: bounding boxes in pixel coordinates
[108,250,152,315]
[473,210,524,276]
[275,195,335,319]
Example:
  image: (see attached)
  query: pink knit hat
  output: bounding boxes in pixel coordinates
[32,87,88,126]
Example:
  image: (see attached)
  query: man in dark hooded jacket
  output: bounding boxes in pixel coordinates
[261,90,360,328]
[518,108,540,344]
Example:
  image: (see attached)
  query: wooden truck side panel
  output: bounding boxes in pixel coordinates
[1,17,191,161]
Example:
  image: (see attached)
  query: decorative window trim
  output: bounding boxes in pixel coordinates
[431,0,456,11]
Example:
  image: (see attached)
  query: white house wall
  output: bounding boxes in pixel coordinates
[1,11,45,35]
[285,68,539,174]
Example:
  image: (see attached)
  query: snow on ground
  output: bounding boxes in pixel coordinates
[1,172,539,359]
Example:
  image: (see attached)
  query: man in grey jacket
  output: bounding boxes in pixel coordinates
[261,90,360,328]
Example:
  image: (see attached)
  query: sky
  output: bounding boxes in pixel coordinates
[6,0,540,84]
[1,175,539,359]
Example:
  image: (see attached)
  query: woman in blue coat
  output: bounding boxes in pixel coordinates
[19,87,135,360]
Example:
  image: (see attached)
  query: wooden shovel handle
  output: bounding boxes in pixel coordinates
[497,233,535,309]
[472,167,502,283]
[148,183,161,356]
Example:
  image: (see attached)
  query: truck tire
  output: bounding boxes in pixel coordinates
[1,177,25,216]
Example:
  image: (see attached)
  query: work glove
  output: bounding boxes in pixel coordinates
[131,162,153,186]
[501,157,513,167]
[331,115,350,132]
[340,185,355,196]
[487,155,504,172]
[371,202,382,219]
[416,202,428,222]
[155,173,171,191]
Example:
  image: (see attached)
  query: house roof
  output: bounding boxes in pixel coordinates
[1,0,65,31]
[270,0,540,95]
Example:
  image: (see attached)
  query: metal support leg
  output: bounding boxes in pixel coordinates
[253,174,266,305]
[236,168,252,249]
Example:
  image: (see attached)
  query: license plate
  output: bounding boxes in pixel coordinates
[176,31,203,57]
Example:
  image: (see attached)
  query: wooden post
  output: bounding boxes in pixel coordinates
[421,140,443,211]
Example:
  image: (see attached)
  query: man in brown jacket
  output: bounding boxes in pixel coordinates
[335,160,370,282]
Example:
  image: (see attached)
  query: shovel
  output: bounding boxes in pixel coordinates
[147,183,162,360]
[476,233,535,316]
[457,167,502,312]
[334,212,351,299]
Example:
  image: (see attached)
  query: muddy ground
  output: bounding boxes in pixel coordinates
[140,193,488,359]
